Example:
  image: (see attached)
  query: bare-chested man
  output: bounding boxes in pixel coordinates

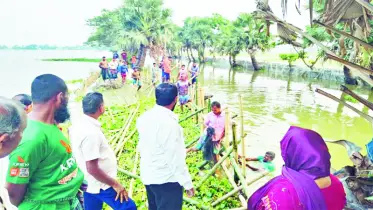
[99,56,109,81]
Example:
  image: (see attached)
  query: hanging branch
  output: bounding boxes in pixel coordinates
[313,20,373,50]
[257,10,373,86]
[315,88,373,123]
[340,85,373,110]
[326,53,373,75]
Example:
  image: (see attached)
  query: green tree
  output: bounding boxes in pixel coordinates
[86,0,174,67]
[234,13,273,71]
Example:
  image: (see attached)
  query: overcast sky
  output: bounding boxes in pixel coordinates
[0,0,309,46]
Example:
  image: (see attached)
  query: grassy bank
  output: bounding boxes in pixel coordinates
[42,58,101,62]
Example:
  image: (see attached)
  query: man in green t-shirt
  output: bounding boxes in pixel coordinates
[6,74,84,210]
[239,151,276,173]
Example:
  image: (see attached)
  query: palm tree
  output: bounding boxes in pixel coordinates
[87,0,174,67]
[234,13,273,71]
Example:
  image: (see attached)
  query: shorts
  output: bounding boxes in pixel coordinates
[109,69,118,79]
[121,73,127,80]
[101,68,108,80]
[162,72,170,81]
[192,76,197,84]
[196,135,221,155]
[179,95,190,105]
[132,79,142,86]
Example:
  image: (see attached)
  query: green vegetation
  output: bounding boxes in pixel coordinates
[42,58,101,62]
[279,53,299,67]
[343,95,358,103]
[99,95,240,210]
[86,0,273,69]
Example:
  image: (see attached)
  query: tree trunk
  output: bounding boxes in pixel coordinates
[137,44,146,68]
[186,47,192,62]
[343,65,358,85]
[190,48,196,62]
[232,54,237,67]
[249,52,260,71]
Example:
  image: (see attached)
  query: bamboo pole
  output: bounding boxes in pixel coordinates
[129,149,139,197]
[208,98,212,112]
[118,168,140,179]
[326,54,373,75]
[221,164,247,207]
[355,0,373,13]
[232,123,238,162]
[116,125,138,157]
[341,85,373,110]
[314,20,373,50]
[239,95,246,177]
[179,108,207,123]
[315,88,373,123]
[198,88,205,135]
[114,104,140,154]
[259,10,373,86]
[211,173,267,207]
[185,136,201,148]
[229,156,250,198]
[196,146,235,189]
[224,107,232,149]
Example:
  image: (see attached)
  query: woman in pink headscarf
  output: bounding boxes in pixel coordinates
[247,126,346,210]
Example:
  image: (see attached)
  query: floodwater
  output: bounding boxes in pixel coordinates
[1,50,372,173]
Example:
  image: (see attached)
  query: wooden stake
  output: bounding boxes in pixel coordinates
[315,88,373,123]
[341,85,373,111]
[239,95,246,177]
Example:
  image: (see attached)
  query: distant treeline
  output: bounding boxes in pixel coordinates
[0,45,108,50]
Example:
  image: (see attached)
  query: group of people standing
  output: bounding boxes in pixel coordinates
[99,51,139,88]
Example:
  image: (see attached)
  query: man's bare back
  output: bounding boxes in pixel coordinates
[100,60,108,69]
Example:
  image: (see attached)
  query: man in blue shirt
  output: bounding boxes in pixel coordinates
[190,62,199,85]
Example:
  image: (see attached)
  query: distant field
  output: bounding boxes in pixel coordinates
[42,58,101,62]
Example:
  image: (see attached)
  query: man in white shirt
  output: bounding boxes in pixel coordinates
[69,92,136,210]
[137,83,195,210]
[0,97,27,210]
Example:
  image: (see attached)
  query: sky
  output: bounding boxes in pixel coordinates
[0,0,310,46]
